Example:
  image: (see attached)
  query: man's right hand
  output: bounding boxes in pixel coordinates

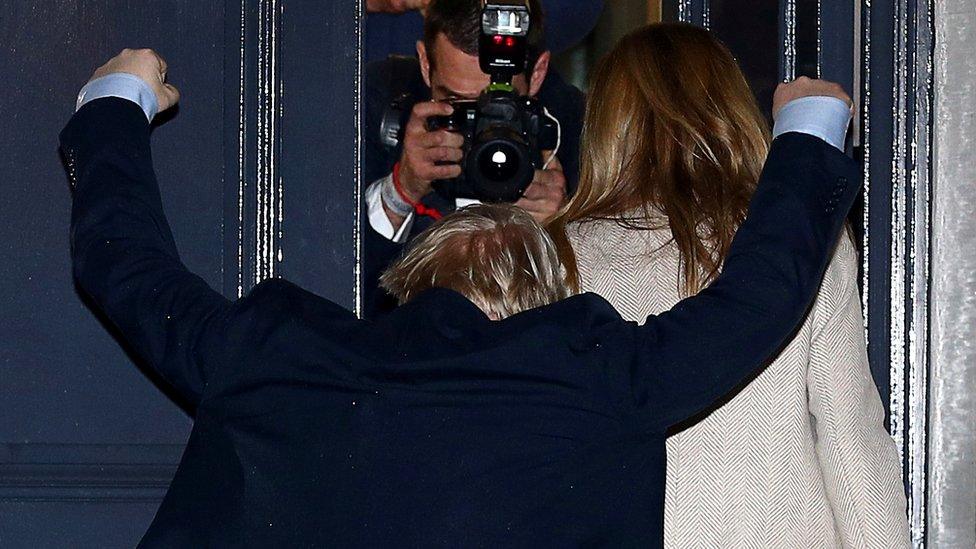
[396,101,464,203]
[772,76,852,120]
[89,49,180,114]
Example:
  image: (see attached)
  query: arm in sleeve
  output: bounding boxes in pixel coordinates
[806,238,910,548]
[63,97,231,407]
[366,174,415,242]
[630,132,862,428]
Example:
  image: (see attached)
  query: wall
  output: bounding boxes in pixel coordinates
[928,1,976,547]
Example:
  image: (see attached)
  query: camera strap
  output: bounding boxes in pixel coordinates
[393,162,443,220]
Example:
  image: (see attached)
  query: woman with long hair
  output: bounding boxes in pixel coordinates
[550,24,908,547]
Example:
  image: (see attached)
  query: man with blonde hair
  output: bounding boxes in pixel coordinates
[379,203,569,319]
[66,49,859,547]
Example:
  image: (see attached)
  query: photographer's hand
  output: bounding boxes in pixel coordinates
[399,102,464,198]
[515,154,567,224]
[384,102,464,230]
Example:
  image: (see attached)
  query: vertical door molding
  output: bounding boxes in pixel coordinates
[227,0,284,298]
[354,0,365,315]
[226,0,362,308]
[860,0,934,545]
[780,0,797,80]
[254,0,284,285]
[677,0,710,28]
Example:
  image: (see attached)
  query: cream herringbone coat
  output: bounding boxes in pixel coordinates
[569,218,909,549]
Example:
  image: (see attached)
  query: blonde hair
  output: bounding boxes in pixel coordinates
[548,23,771,295]
[380,204,569,319]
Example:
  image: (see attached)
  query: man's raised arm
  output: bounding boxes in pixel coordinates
[63,50,229,408]
[629,79,862,428]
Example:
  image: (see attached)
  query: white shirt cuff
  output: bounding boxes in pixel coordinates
[772,96,852,152]
[366,175,414,243]
[456,198,482,209]
[76,73,159,122]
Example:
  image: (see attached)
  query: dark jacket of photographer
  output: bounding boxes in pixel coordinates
[362,56,585,317]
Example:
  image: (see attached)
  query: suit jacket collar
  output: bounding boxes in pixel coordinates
[368,288,493,362]
[369,287,623,362]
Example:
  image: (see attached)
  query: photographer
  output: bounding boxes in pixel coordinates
[363,0,586,316]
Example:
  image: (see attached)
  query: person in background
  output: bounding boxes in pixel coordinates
[364,0,604,62]
[549,23,910,548]
[362,0,590,317]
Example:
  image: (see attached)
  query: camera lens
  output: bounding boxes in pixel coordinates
[477,142,520,183]
[465,125,534,202]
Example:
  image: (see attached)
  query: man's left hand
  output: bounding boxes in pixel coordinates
[772,76,852,119]
[515,154,567,224]
[89,48,180,114]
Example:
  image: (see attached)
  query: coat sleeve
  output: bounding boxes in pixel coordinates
[629,133,862,429]
[62,97,232,408]
[806,237,910,548]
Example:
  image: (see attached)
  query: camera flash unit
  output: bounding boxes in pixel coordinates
[480,0,531,81]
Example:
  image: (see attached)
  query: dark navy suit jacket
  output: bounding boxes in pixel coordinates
[63,98,859,548]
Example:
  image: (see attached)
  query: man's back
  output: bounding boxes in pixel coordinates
[63,91,860,547]
[141,281,668,547]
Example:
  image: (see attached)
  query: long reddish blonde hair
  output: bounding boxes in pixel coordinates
[549,23,771,295]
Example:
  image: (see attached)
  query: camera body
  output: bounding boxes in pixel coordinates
[427,89,557,203]
[378,0,558,203]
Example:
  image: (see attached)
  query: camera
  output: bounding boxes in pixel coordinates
[378,0,559,203]
[425,90,557,203]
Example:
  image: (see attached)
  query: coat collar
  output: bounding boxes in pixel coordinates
[368,287,623,363]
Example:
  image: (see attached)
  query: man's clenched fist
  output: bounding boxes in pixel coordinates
[89,49,180,113]
[772,76,852,119]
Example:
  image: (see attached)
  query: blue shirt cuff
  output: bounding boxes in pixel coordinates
[76,73,158,122]
[772,96,852,152]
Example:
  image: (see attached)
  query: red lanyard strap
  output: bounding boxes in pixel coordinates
[392,162,443,220]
